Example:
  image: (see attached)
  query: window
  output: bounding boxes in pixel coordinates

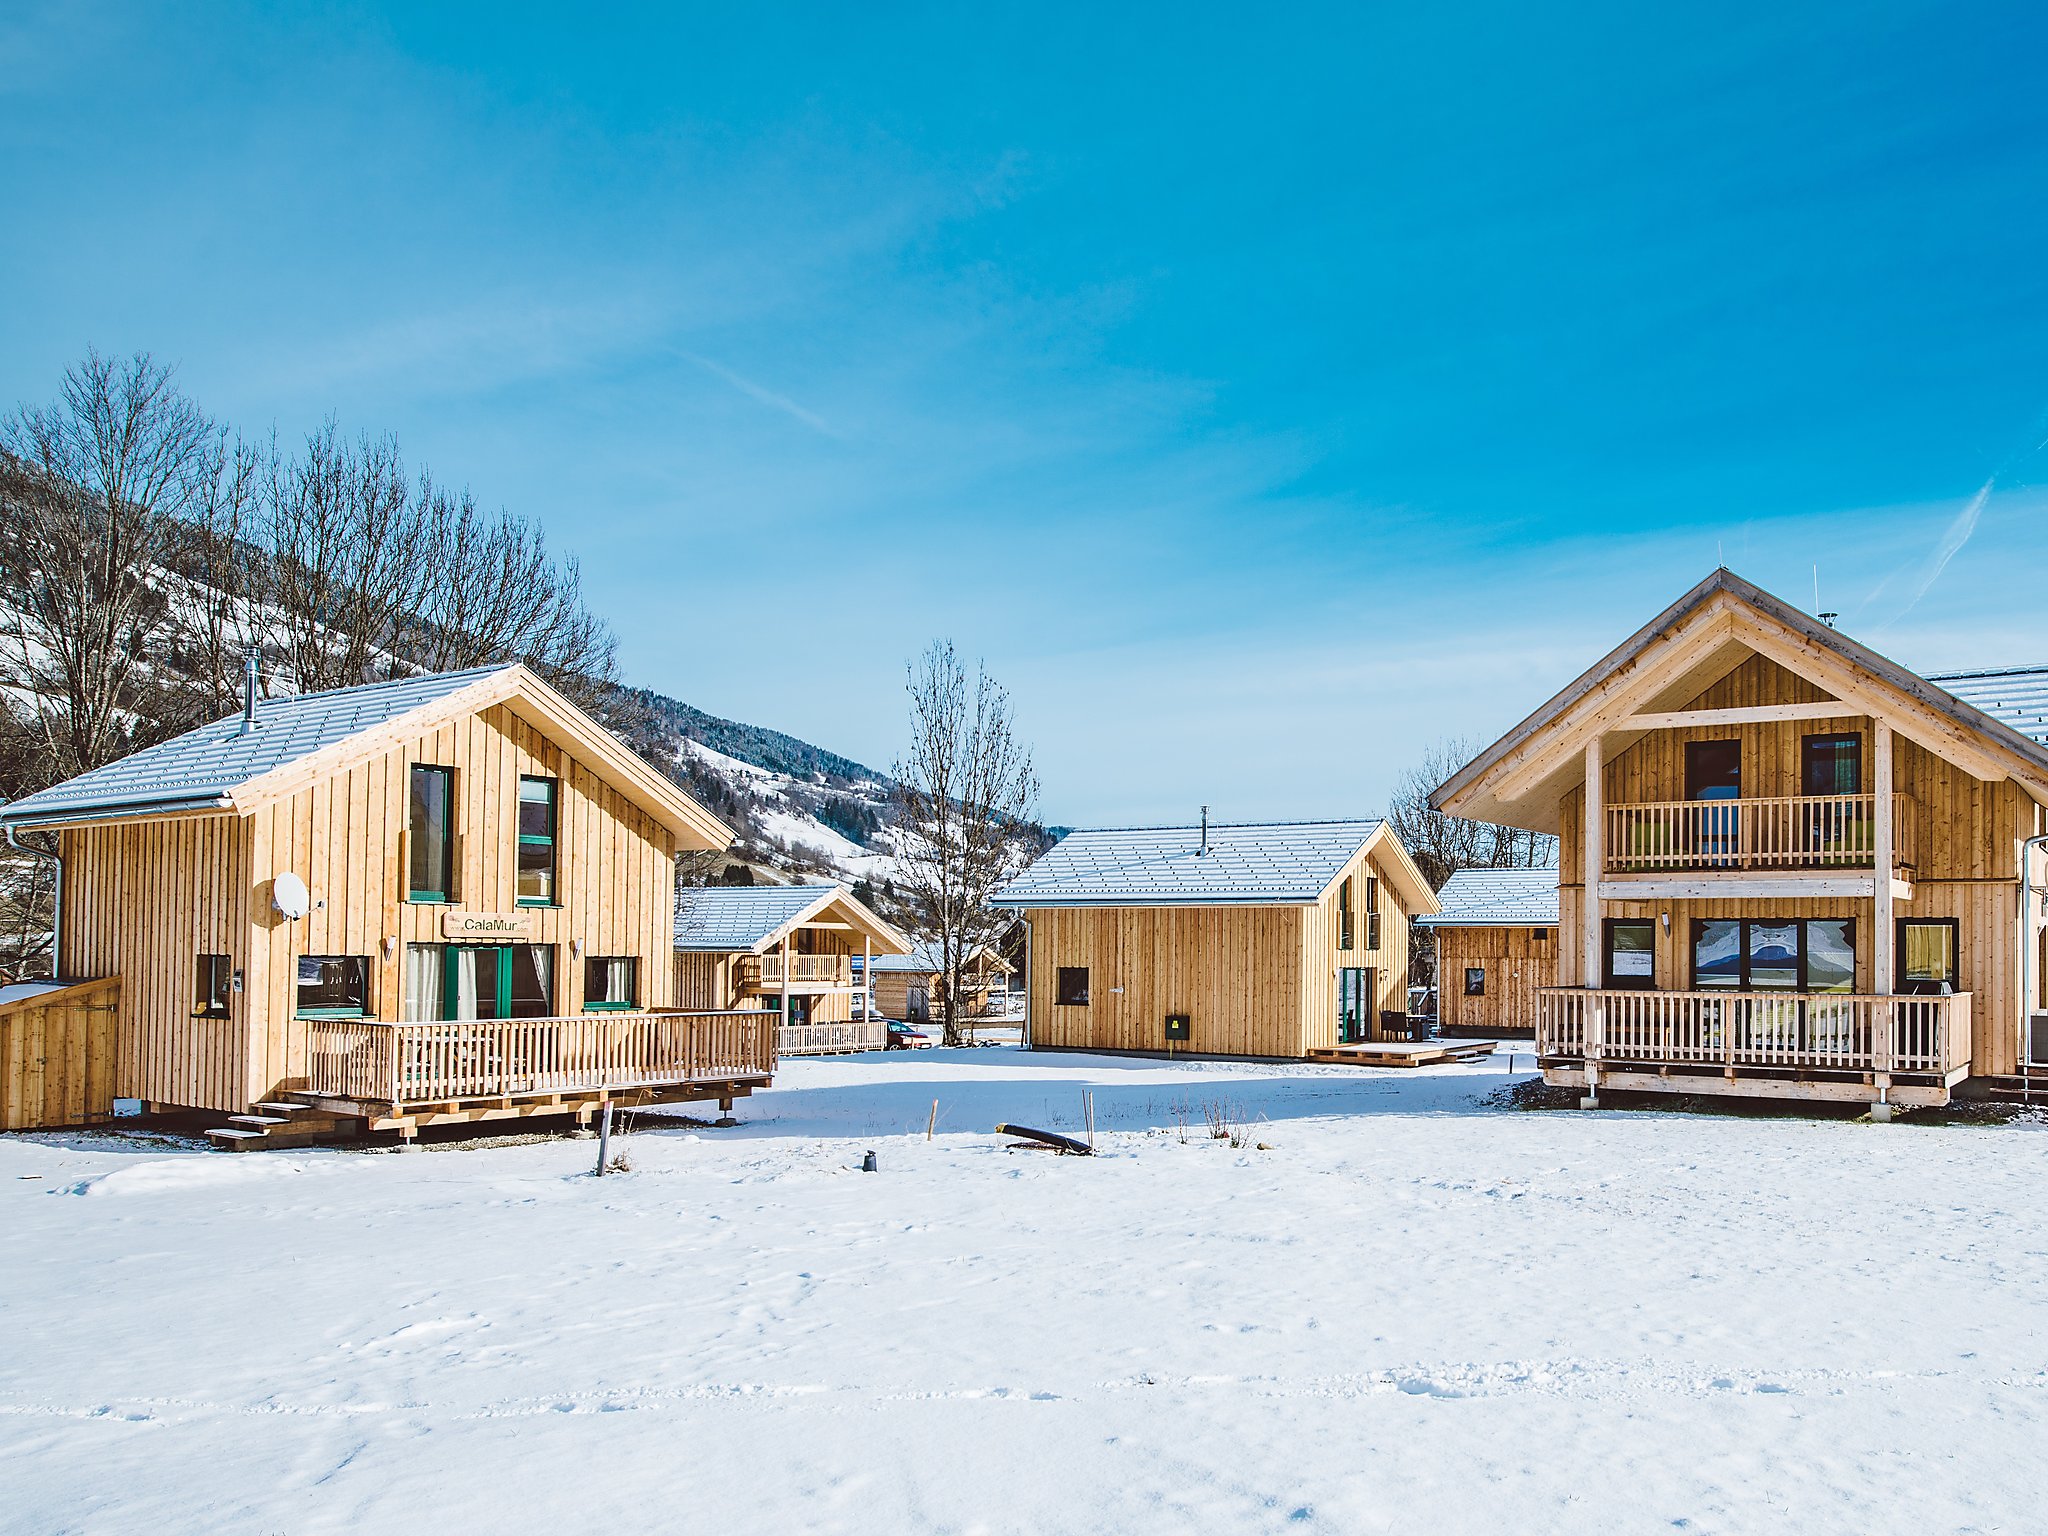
[1685,740,1743,799]
[511,945,554,1017]
[297,955,370,1018]
[1365,876,1382,950]
[516,776,558,906]
[1056,966,1090,1006]
[1801,733,1862,796]
[1897,918,1959,996]
[404,944,445,1022]
[1337,878,1354,950]
[195,954,232,1018]
[1464,966,1486,997]
[1532,927,1551,943]
[1690,919,1858,991]
[584,955,638,1010]
[1603,919,1657,989]
[408,764,455,901]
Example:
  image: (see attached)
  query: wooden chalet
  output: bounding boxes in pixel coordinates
[673,883,911,1054]
[865,941,1015,1025]
[996,819,1439,1057]
[1433,569,2048,1117]
[1416,866,1560,1035]
[0,662,775,1145]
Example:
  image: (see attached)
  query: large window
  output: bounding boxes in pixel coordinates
[1056,966,1090,1006]
[194,954,233,1018]
[408,764,455,902]
[511,946,555,1017]
[297,955,370,1018]
[1897,919,1959,995]
[1691,919,1856,992]
[1603,919,1657,989]
[584,955,638,1010]
[517,776,557,906]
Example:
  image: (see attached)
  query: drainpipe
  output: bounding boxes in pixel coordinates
[2022,832,2048,1089]
[6,823,62,980]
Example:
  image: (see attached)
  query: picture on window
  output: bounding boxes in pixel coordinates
[1464,966,1485,997]
[1056,966,1090,1006]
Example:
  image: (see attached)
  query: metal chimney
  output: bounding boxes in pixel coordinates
[1199,805,1209,856]
[239,647,261,734]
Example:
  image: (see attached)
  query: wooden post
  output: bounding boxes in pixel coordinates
[1872,720,1895,1119]
[1583,737,1604,989]
[595,1099,613,1175]
[780,934,792,1032]
[863,936,872,1030]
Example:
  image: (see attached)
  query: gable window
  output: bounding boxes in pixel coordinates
[1691,919,1857,992]
[517,776,558,906]
[1897,918,1959,996]
[1801,733,1862,796]
[1464,966,1486,997]
[408,764,455,902]
[1337,878,1354,950]
[194,954,233,1019]
[1603,919,1657,989]
[1365,876,1382,950]
[584,955,638,1010]
[297,955,371,1019]
[1056,966,1090,1006]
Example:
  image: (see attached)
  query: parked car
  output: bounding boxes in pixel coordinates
[886,1020,934,1050]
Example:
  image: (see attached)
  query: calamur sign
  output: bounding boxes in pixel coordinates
[440,911,535,940]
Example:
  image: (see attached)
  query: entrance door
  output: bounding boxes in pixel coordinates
[1686,739,1742,864]
[1337,967,1370,1043]
[906,985,929,1023]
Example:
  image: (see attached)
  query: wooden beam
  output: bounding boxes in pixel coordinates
[1583,737,1603,989]
[1874,720,1895,1001]
[1621,699,1852,730]
[1597,875,1904,902]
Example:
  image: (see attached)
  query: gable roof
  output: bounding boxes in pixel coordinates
[1415,866,1560,928]
[673,883,911,955]
[994,819,1438,915]
[1433,569,2048,830]
[0,663,733,848]
[1926,666,2048,748]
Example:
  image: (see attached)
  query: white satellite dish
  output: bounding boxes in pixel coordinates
[271,871,312,920]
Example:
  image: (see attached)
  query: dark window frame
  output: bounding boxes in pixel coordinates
[407,763,456,903]
[1603,917,1659,989]
[1896,917,1960,995]
[517,775,559,909]
[1364,875,1382,950]
[1337,878,1354,951]
[295,954,372,1019]
[1801,732,1864,797]
[194,953,233,1019]
[1531,927,1551,943]
[1464,966,1486,997]
[1688,917,1859,992]
[1056,966,1090,1006]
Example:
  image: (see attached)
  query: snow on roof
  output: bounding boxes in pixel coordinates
[673,885,842,951]
[1926,665,2048,747]
[995,819,1387,907]
[1416,866,1560,927]
[0,665,512,826]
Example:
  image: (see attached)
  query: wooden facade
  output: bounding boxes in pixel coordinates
[0,978,121,1131]
[1017,831,1431,1058]
[1434,571,2048,1112]
[12,666,764,1138]
[1437,926,1556,1034]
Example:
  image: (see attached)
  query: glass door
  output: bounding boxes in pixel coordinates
[1685,740,1742,865]
[443,945,555,1020]
[1337,967,1366,1043]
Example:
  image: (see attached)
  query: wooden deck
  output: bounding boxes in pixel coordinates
[1306,1038,1498,1068]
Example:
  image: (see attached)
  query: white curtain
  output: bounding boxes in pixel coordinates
[404,945,445,1022]
[453,950,482,1021]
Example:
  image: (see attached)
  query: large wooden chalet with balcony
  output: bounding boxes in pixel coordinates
[0,661,775,1145]
[1433,569,2048,1118]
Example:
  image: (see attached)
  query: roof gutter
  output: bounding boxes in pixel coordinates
[5,822,62,980]
[0,793,237,831]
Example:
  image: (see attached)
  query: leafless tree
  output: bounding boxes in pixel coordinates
[0,350,214,779]
[893,642,1041,1045]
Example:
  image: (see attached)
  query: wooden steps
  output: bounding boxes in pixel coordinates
[1306,1038,1500,1069]
[203,1096,362,1151]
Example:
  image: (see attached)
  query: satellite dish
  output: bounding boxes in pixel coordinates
[272,871,312,920]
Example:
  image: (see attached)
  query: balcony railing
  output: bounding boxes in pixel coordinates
[1537,988,1971,1077]
[778,1019,889,1056]
[1604,793,1915,875]
[304,1011,776,1108]
[752,953,853,987]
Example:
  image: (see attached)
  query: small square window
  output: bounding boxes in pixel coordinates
[1057,967,1090,1006]
[1464,966,1486,997]
[297,955,370,1018]
[584,955,638,1010]
[195,954,233,1018]
[1531,927,1551,943]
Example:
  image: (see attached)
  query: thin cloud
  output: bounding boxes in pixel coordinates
[686,353,843,441]
[1893,477,1990,621]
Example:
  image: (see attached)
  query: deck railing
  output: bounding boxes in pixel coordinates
[752,953,852,986]
[1604,793,1915,875]
[778,1019,889,1055]
[1537,988,1971,1076]
[304,1010,776,1107]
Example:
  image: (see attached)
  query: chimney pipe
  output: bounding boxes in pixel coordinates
[1199,805,1209,857]
[240,647,261,734]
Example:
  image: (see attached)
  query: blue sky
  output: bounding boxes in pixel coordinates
[4,2,2046,825]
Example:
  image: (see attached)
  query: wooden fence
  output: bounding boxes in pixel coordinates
[1537,987,1970,1076]
[1,977,121,1130]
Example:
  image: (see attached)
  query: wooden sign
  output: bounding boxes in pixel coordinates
[440,911,535,940]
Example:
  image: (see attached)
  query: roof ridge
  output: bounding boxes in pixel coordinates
[246,662,515,711]
[1059,817,1383,834]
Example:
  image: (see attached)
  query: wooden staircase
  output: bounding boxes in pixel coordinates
[203,1097,361,1151]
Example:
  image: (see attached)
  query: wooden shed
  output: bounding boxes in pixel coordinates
[0,662,773,1145]
[1415,867,1559,1035]
[1432,568,2048,1115]
[866,941,1015,1026]
[673,883,911,1054]
[997,819,1438,1058]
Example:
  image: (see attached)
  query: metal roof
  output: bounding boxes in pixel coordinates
[1926,665,2048,747]
[0,665,512,827]
[1415,866,1560,927]
[673,885,843,951]
[995,819,1387,907]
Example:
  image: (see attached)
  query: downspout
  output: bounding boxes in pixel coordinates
[6,823,62,981]
[2021,832,2048,1089]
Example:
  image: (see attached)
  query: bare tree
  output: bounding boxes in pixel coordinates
[892,641,1041,1045]
[0,350,214,779]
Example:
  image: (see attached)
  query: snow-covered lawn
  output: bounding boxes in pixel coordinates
[6,1049,2048,1534]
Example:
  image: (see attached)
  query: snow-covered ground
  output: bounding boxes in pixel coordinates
[6,1049,2048,1534]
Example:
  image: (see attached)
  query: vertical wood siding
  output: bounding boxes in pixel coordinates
[1437,927,1556,1033]
[0,978,121,1130]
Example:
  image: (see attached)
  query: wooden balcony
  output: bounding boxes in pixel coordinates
[304,1010,776,1111]
[747,953,853,989]
[1604,793,1915,876]
[1536,987,1971,1102]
